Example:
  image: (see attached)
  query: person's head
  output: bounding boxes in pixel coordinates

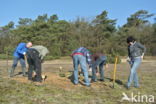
[127,36,136,45]
[26,42,32,48]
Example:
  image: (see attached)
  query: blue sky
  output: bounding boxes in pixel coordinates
[0,0,156,27]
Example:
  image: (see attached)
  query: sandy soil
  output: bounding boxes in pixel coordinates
[0,58,156,90]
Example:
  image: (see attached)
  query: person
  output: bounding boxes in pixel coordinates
[9,42,32,77]
[126,36,146,89]
[91,52,107,82]
[71,47,92,87]
[26,45,49,82]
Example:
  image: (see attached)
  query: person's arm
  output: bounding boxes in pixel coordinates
[128,46,131,58]
[86,52,92,68]
[127,46,131,62]
[103,56,107,65]
[137,42,146,58]
[103,56,108,69]
[16,43,26,55]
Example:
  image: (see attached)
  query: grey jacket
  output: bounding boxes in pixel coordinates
[31,45,49,60]
[128,42,146,58]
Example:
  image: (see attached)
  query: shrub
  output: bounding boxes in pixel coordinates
[44,55,60,60]
[0,54,13,60]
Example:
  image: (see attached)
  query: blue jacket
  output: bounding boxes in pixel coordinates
[13,43,28,58]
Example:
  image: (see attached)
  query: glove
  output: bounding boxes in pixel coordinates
[126,57,130,62]
[23,52,26,55]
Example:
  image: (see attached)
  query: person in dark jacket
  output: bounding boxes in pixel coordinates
[26,45,49,82]
[9,42,32,77]
[91,52,107,82]
[71,47,92,87]
[126,36,146,89]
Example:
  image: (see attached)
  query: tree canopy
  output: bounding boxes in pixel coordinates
[0,10,156,59]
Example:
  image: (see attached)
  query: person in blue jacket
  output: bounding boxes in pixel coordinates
[9,42,32,77]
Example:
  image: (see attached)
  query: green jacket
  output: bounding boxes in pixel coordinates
[31,45,49,60]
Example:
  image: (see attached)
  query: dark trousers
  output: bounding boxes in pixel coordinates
[26,49,42,82]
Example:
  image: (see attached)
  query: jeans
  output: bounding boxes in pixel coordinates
[26,49,42,82]
[92,56,107,81]
[73,55,90,86]
[10,56,26,76]
[127,57,142,87]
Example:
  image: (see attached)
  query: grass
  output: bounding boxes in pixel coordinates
[0,76,155,104]
[0,78,101,104]
[0,59,156,104]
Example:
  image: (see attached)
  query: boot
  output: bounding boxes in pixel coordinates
[9,67,15,77]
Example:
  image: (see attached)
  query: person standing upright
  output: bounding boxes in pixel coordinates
[126,36,146,89]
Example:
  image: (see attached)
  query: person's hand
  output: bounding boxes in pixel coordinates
[23,52,26,55]
[33,71,36,77]
[105,64,109,69]
[41,59,45,63]
[96,72,99,76]
[141,53,144,60]
[88,68,92,72]
[126,57,130,62]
